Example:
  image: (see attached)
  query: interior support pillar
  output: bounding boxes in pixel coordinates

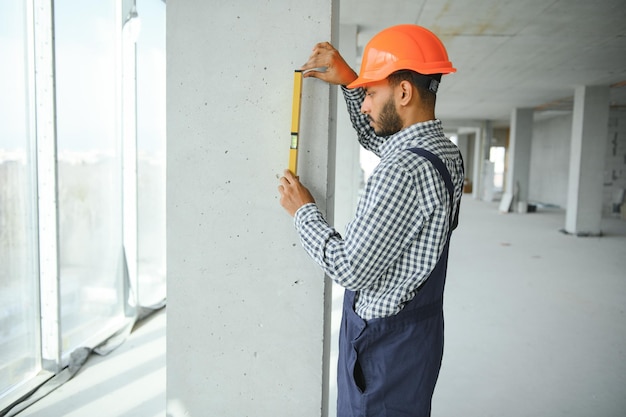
[166,1,338,415]
[505,108,533,212]
[565,85,610,236]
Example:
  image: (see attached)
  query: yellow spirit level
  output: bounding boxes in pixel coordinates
[289,70,303,175]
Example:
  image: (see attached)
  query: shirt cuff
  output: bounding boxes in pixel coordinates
[341,85,363,98]
[294,203,320,229]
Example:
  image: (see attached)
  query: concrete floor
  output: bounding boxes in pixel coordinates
[16,197,626,416]
[435,198,626,417]
[16,310,166,417]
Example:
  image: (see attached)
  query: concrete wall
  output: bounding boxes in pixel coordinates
[529,109,626,214]
[166,2,337,416]
[605,109,626,216]
[529,113,572,207]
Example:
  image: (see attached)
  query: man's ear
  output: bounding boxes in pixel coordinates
[398,80,413,106]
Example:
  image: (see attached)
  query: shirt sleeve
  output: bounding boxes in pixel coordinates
[341,86,387,157]
[294,161,430,291]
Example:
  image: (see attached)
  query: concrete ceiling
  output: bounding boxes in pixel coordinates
[339,0,626,128]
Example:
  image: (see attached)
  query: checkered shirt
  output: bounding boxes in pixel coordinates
[294,87,464,319]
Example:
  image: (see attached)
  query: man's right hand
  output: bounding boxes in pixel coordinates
[300,42,358,87]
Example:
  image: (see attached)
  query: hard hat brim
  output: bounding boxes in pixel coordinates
[346,63,456,90]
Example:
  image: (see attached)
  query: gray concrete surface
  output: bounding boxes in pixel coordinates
[435,198,626,417]
[18,310,165,417]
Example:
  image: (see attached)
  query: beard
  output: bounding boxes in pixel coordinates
[372,96,403,137]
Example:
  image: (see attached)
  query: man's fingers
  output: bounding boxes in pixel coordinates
[314,42,332,50]
[277,169,314,217]
[301,42,334,71]
[283,169,297,183]
[303,69,331,82]
[300,42,357,86]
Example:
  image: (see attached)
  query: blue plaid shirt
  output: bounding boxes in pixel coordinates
[294,87,464,319]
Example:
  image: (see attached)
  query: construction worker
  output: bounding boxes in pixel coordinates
[278,24,464,416]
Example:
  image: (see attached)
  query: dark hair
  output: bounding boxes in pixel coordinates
[387,70,442,108]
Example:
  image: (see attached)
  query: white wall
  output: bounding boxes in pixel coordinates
[605,109,626,216]
[530,114,572,207]
[530,109,626,214]
[166,2,337,416]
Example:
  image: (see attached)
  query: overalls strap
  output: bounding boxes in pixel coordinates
[407,147,457,232]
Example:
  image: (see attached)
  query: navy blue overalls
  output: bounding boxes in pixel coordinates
[337,148,460,417]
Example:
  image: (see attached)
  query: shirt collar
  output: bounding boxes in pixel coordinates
[379,119,444,158]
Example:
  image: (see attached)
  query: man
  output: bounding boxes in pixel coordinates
[278,24,464,416]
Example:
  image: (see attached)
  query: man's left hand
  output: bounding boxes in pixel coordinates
[278,169,315,217]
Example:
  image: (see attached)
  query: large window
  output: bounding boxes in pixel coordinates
[0,0,165,407]
[55,0,126,356]
[136,0,166,307]
[0,1,41,397]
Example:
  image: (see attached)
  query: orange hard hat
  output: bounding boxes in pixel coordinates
[347,24,456,89]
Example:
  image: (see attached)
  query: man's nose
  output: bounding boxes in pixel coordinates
[360,99,370,115]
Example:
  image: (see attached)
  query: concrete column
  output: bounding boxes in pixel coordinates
[455,133,470,179]
[467,128,482,200]
[326,24,360,417]
[456,127,480,200]
[481,121,493,201]
[333,24,361,235]
[565,85,610,235]
[166,1,337,416]
[505,108,533,211]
